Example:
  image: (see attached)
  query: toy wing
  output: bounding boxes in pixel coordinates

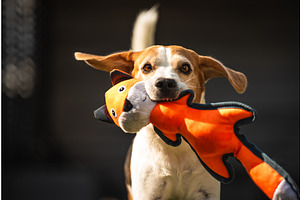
[151,91,299,199]
[151,90,256,182]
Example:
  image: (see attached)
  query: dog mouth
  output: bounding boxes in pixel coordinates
[145,78,183,102]
[149,91,180,102]
[152,97,176,102]
[148,86,181,102]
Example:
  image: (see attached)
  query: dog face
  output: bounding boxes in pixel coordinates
[75,45,247,103]
[132,46,197,102]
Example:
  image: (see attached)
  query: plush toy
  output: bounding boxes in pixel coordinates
[94,69,299,200]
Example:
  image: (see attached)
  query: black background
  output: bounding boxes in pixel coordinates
[2,0,299,199]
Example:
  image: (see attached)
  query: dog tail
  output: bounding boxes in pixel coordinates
[131,5,159,51]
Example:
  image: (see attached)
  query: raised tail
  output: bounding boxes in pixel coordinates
[131,5,159,51]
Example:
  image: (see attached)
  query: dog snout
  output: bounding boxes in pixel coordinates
[155,78,177,91]
[153,78,179,101]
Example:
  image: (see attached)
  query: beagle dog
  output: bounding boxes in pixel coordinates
[75,7,247,200]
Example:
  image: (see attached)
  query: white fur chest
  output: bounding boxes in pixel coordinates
[130,124,220,200]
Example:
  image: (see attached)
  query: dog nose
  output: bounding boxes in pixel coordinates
[155,78,177,91]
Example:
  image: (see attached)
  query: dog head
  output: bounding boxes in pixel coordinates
[75,45,247,103]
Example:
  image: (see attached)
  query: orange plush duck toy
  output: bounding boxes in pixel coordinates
[94,70,299,200]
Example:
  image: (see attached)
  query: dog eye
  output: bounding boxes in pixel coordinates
[118,86,126,93]
[180,63,192,74]
[110,108,117,118]
[142,64,153,73]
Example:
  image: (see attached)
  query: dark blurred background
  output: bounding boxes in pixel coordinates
[2,0,299,199]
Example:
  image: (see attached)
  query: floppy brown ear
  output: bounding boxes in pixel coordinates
[199,56,247,94]
[74,51,141,74]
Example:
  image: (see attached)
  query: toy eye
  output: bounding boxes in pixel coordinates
[180,63,192,74]
[110,108,117,118]
[118,86,126,93]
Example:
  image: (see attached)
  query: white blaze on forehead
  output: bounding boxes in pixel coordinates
[157,47,191,69]
[138,46,191,81]
[155,47,171,67]
[138,47,175,79]
[152,47,175,79]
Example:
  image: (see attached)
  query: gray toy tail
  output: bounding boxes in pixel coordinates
[94,105,113,124]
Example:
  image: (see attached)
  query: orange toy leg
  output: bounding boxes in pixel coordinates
[235,135,299,199]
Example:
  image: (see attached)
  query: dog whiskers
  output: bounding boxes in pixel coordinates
[186,85,202,90]
[185,75,199,84]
